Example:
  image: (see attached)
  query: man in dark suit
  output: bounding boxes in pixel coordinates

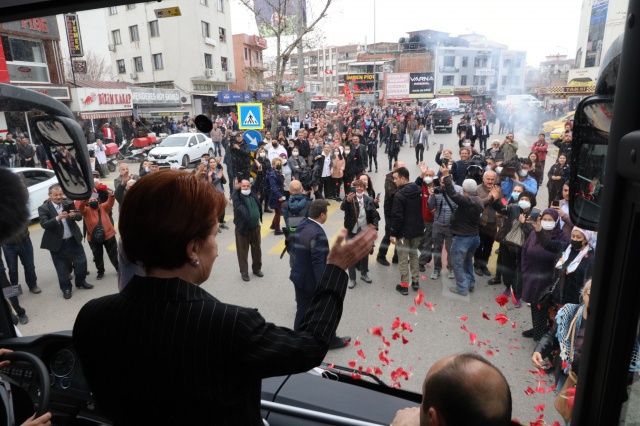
[290,200,350,349]
[38,184,93,299]
[478,118,490,153]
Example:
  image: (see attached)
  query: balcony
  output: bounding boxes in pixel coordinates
[244,59,268,71]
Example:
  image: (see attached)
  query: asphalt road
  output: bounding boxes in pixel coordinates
[11,124,561,424]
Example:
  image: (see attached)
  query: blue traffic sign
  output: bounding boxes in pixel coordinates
[243,130,262,151]
[238,103,263,130]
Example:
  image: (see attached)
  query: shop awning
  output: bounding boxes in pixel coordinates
[80,110,132,120]
[459,95,474,102]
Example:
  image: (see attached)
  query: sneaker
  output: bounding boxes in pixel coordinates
[522,329,534,338]
[411,281,419,291]
[447,270,455,279]
[474,267,484,276]
[448,286,468,296]
[29,286,42,294]
[395,284,408,296]
[360,274,372,283]
[419,264,426,272]
[18,314,28,325]
[348,280,357,289]
[376,257,390,266]
[430,270,439,280]
[481,266,491,276]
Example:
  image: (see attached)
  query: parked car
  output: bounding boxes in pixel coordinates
[432,108,453,133]
[10,167,58,220]
[541,110,575,134]
[147,133,214,167]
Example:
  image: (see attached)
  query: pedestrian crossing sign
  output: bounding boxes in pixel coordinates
[238,103,263,130]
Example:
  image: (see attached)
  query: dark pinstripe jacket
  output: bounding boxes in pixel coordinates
[73,265,348,425]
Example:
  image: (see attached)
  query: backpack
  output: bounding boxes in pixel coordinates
[280,202,310,258]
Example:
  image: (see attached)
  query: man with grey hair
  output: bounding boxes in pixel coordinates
[440,164,483,296]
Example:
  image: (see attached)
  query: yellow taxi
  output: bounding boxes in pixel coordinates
[541,110,575,134]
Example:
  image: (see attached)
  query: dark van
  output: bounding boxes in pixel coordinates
[432,109,453,133]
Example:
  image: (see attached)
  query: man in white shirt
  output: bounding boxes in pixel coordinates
[94,139,108,178]
[267,139,287,162]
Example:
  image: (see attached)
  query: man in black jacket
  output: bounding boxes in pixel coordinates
[230,132,252,183]
[341,179,379,289]
[232,179,263,282]
[440,164,483,296]
[350,134,368,176]
[376,160,404,266]
[390,167,424,295]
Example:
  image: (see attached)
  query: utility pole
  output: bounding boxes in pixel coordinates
[296,0,306,118]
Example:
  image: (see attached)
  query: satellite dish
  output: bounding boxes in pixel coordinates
[194,114,213,133]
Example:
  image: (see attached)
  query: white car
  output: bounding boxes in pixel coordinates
[147,133,215,167]
[10,167,59,220]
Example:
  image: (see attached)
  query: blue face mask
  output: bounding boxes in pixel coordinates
[511,192,521,200]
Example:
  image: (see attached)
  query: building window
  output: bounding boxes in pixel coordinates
[126,4,136,9]
[117,59,126,74]
[201,21,210,38]
[444,56,455,67]
[1,36,49,82]
[462,57,468,67]
[134,56,143,72]
[515,58,522,68]
[503,59,511,67]
[244,47,248,60]
[217,0,224,11]
[221,56,228,72]
[149,20,159,37]
[460,75,467,85]
[108,6,117,15]
[129,25,140,42]
[501,76,507,85]
[112,30,121,45]
[152,53,163,70]
[204,53,212,69]
[219,27,227,43]
[443,75,454,86]
[474,57,488,67]
[473,76,486,85]
[200,0,208,5]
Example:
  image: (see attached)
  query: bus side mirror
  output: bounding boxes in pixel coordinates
[569,95,614,231]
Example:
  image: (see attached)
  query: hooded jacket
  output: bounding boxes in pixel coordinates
[390,182,424,239]
[283,193,311,224]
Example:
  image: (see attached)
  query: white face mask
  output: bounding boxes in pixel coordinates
[241,189,251,196]
[519,169,528,177]
[463,142,471,147]
[344,150,351,155]
[259,152,266,158]
[424,177,434,184]
[541,220,556,231]
[495,166,503,174]
[485,166,493,172]
[518,200,531,210]
[292,152,299,156]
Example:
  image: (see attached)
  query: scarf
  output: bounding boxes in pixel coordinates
[556,304,583,374]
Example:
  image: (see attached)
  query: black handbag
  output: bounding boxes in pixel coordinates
[537,264,567,309]
[91,209,105,244]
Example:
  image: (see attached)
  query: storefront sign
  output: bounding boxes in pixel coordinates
[8,64,49,83]
[218,91,255,103]
[23,86,70,100]
[386,73,409,99]
[254,35,267,48]
[345,74,375,82]
[477,50,492,57]
[64,14,84,57]
[475,68,495,76]
[437,88,453,95]
[70,87,133,112]
[409,72,434,98]
[73,61,87,73]
[130,87,181,106]
[1,16,59,38]
[255,91,273,100]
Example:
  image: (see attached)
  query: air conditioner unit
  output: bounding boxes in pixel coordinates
[205,69,214,78]
[130,72,138,80]
[225,71,234,80]
[108,44,116,52]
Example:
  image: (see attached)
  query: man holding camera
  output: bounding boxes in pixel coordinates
[500,157,538,197]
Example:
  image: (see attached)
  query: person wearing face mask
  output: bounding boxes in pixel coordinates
[520,209,571,341]
[551,227,595,308]
[341,180,380,289]
[499,158,538,198]
[267,157,286,235]
[75,188,119,282]
[267,136,288,162]
[288,146,307,181]
[490,188,537,307]
[254,147,272,213]
[231,179,264,282]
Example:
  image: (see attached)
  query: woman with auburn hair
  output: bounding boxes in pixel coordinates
[73,169,377,425]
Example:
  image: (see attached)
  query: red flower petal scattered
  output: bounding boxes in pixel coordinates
[470,333,477,345]
[401,322,413,332]
[552,423,561,426]
[328,363,334,368]
[369,326,383,336]
[351,373,362,380]
[409,306,417,314]
[562,361,569,370]
[379,351,391,365]
[391,317,401,330]
[357,349,366,360]
[535,403,545,412]
[392,332,400,340]
[494,313,509,325]
[402,335,409,345]
[495,294,509,307]
[459,316,468,321]
[486,350,494,356]
[524,386,535,396]
[400,281,410,288]
[354,339,361,346]
[414,289,425,305]
[420,275,426,280]
[348,360,357,368]
[424,302,434,311]
[374,367,383,375]
[366,367,373,374]
[461,324,469,332]
[381,336,391,347]
[511,321,516,329]
[482,312,490,320]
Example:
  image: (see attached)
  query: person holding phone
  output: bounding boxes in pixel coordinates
[267,157,286,236]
